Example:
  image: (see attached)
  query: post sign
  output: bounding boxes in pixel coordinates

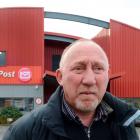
[18,67,32,82]
[0,66,42,84]
[0,71,15,78]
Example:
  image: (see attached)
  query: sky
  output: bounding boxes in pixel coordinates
[0,0,140,38]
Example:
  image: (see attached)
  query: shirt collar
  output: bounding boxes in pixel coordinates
[62,93,113,123]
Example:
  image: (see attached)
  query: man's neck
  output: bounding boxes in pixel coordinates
[76,111,95,127]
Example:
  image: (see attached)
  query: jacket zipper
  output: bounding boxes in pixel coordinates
[86,119,95,140]
[87,128,90,140]
[87,125,92,140]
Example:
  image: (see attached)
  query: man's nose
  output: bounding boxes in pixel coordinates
[82,69,96,86]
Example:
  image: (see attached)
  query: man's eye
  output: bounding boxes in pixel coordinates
[94,66,104,73]
[95,67,102,70]
[73,66,85,73]
[75,67,83,70]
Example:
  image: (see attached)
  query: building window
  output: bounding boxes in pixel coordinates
[52,55,61,71]
[0,98,34,113]
[0,51,6,66]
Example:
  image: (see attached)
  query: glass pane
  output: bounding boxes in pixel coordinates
[0,98,34,113]
[52,55,61,71]
[0,51,6,66]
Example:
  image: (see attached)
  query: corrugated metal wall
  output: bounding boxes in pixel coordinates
[110,19,140,97]
[92,28,110,62]
[44,40,70,71]
[0,8,44,66]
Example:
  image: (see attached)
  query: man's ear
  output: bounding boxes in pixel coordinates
[56,69,63,86]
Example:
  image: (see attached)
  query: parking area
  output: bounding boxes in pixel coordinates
[0,125,140,140]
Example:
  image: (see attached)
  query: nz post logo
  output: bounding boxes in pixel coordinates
[18,67,32,82]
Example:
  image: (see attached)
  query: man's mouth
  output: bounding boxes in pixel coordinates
[80,91,95,95]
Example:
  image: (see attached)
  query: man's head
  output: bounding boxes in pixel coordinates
[56,39,109,114]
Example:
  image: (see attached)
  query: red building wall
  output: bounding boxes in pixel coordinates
[0,8,44,66]
[44,32,80,71]
[44,40,69,71]
[44,33,80,102]
[92,28,110,62]
[110,19,140,97]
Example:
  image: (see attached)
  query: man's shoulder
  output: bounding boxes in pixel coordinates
[103,92,139,124]
[2,104,49,140]
[6,105,47,136]
[104,92,130,108]
[13,104,47,126]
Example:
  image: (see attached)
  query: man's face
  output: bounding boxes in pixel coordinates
[56,44,109,113]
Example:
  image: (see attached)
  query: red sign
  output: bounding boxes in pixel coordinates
[18,68,32,82]
[0,66,42,84]
[35,98,42,105]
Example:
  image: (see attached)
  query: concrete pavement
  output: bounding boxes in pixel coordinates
[0,125,9,140]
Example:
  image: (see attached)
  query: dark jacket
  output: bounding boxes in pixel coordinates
[3,86,140,140]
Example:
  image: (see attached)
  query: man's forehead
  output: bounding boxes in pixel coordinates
[64,45,108,68]
[60,40,109,69]
[71,58,106,66]
[67,45,101,56]
[67,45,106,59]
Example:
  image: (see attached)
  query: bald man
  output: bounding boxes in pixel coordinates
[3,39,139,140]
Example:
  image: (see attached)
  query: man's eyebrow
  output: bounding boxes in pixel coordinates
[71,59,107,69]
[74,60,105,65]
[93,61,105,66]
[73,61,87,65]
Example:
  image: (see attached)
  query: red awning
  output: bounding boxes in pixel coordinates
[43,70,56,78]
[109,72,125,80]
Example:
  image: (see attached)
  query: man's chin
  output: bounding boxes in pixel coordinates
[75,100,99,113]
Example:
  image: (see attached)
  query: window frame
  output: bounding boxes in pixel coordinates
[0,51,6,66]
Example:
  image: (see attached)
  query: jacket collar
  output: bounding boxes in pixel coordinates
[42,86,140,137]
[42,86,68,137]
[103,92,140,126]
